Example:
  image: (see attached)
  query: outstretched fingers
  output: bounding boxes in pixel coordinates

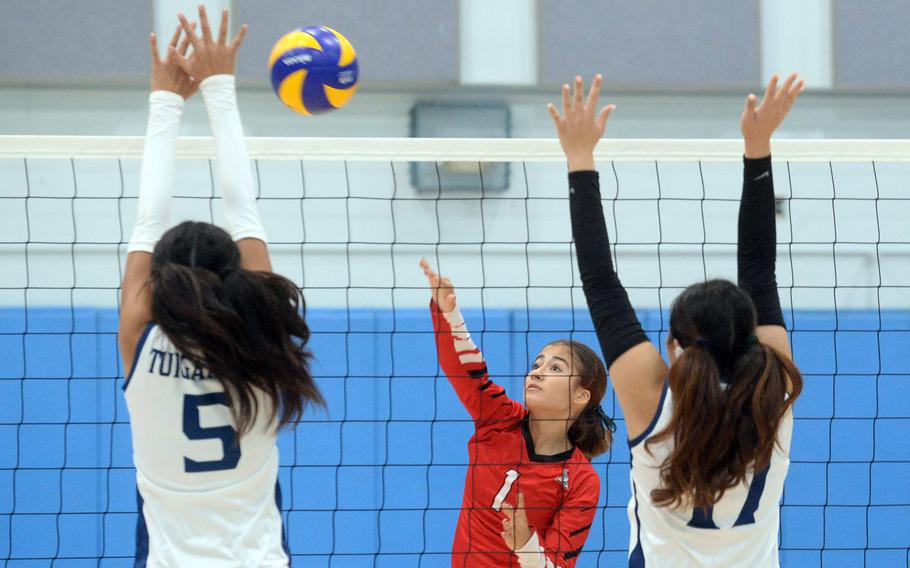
[744,93,757,114]
[762,74,779,103]
[777,73,798,101]
[573,75,584,110]
[217,8,229,44]
[547,103,562,129]
[168,44,192,75]
[149,33,159,65]
[177,13,201,50]
[197,4,213,43]
[783,79,805,112]
[167,23,182,50]
[177,23,196,57]
[596,103,615,131]
[585,73,603,113]
[231,24,249,51]
[419,258,442,289]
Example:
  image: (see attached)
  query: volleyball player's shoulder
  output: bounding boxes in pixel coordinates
[569,453,600,498]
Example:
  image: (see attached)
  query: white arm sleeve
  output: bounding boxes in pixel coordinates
[127,91,184,253]
[200,74,267,243]
[515,531,550,568]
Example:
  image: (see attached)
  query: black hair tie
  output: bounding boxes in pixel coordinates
[731,334,759,359]
[593,405,617,433]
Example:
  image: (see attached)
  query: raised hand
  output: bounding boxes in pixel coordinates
[741,73,805,158]
[420,259,457,314]
[501,491,533,551]
[149,23,198,99]
[547,74,616,172]
[172,5,248,81]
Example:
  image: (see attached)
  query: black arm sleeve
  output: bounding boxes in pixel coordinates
[737,155,786,328]
[569,171,649,368]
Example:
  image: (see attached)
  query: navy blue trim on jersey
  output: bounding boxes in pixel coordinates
[275,481,291,564]
[122,322,155,391]
[134,489,149,567]
[688,506,719,529]
[629,475,645,567]
[734,465,770,526]
[628,379,669,448]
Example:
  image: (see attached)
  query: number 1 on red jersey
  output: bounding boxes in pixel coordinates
[492,469,520,511]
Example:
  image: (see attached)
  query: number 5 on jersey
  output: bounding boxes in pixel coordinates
[182,393,241,473]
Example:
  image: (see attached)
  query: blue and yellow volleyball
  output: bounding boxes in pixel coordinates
[268,26,359,115]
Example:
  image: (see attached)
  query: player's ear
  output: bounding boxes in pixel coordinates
[666,334,683,362]
[574,387,591,405]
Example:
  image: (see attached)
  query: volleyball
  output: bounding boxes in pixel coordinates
[268,26,359,115]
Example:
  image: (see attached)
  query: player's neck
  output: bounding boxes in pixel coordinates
[527,415,573,456]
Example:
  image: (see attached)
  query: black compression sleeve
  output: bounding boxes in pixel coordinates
[737,155,786,328]
[569,171,649,368]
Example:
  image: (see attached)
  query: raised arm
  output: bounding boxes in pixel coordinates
[174,7,270,272]
[119,25,197,376]
[548,75,668,439]
[421,259,525,433]
[738,73,804,359]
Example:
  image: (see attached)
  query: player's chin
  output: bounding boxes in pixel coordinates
[523,385,547,405]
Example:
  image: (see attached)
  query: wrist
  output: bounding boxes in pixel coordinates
[200,74,236,90]
[149,90,186,106]
[566,153,596,172]
[744,138,771,159]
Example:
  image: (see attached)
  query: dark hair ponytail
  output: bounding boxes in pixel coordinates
[548,340,614,458]
[150,222,324,436]
[648,279,802,510]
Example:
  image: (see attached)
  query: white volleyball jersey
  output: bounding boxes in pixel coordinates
[123,323,290,568]
[627,381,793,568]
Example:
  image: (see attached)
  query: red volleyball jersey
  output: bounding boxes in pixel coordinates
[431,300,600,568]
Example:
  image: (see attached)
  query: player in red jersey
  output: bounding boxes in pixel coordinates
[420,259,615,567]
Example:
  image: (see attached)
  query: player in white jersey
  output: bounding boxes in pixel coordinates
[118,7,323,567]
[548,73,805,567]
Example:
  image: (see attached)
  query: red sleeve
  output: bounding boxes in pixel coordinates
[430,299,525,433]
[520,466,600,568]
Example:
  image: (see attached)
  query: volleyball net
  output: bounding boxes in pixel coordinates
[1,136,908,567]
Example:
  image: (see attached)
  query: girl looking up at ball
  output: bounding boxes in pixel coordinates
[550,73,804,567]
[119,7,321,566]
[421,259,613,568]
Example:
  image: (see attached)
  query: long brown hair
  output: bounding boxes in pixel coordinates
[547,340,613,458]
[648,279,802,510]
[149,221,324,436]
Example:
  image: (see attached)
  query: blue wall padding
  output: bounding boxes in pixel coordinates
[0,307,908,567]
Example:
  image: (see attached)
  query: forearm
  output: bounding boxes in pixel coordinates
[430,300,517,425]
[569,171,648,367]
[128,91,184,253]
[200,74,266,243]
[437,304,478,363]
[737,155,785,327]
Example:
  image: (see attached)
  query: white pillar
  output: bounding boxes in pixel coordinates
[459,0,537,85]
[153,0,234,57]
[761,0,833,89]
